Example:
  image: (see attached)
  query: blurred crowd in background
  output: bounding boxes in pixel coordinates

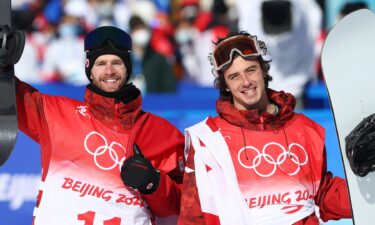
[11,0,371,108]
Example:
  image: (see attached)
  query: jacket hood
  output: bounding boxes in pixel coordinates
[216,88,295,130]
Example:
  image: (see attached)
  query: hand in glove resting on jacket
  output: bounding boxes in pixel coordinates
[121,144,160,194]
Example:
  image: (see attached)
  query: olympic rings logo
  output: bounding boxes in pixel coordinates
[237,142,308,177]
[84,131,127,171]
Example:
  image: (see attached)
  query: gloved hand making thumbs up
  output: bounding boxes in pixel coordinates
[121,144,160,194]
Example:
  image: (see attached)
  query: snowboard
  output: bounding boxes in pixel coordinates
[321,9,375,225]
[0,0,18,166]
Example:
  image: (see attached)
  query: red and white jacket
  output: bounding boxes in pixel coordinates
[178,89,351,225]
[16,79,184,225]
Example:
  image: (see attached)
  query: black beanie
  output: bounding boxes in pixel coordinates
[84,26,132,82]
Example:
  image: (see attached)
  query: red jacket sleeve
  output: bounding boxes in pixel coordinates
[177,142,206,225]
[315,147,352,221]
[15,78,48,142]
[135,114,185,216]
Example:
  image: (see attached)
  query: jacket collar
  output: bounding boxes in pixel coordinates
[84,86,143,131]
[216,89,295,130]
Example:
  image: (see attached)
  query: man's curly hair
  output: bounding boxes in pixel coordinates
[210,31,272,102]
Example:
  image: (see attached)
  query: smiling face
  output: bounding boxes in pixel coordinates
[223,56,269,110]
[90,54,127,92]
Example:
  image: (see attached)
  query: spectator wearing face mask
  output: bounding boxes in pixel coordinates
[173,0,230,87]
[174,17,201,83]
[41,12,88,85]
[129,15,177,93]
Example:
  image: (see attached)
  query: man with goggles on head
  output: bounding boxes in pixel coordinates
[3,25,184,224]
[178,31,351,225]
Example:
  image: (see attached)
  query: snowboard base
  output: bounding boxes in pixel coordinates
[321,9,375,225]
[0,0,18,166]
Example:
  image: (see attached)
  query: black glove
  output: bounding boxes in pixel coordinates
[346,113,375,177]
[0,25,25,68]
[121,144,160,194]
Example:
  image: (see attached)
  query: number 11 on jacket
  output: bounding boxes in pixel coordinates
[78,211,121,225]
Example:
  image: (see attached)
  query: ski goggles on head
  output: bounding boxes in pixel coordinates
[84,26,132,51]
[212,35,263,71]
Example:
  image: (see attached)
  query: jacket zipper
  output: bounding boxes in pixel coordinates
[259,115,265,131]
[114,102,119,132]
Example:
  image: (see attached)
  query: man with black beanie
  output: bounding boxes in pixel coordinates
[3,25,184,224]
